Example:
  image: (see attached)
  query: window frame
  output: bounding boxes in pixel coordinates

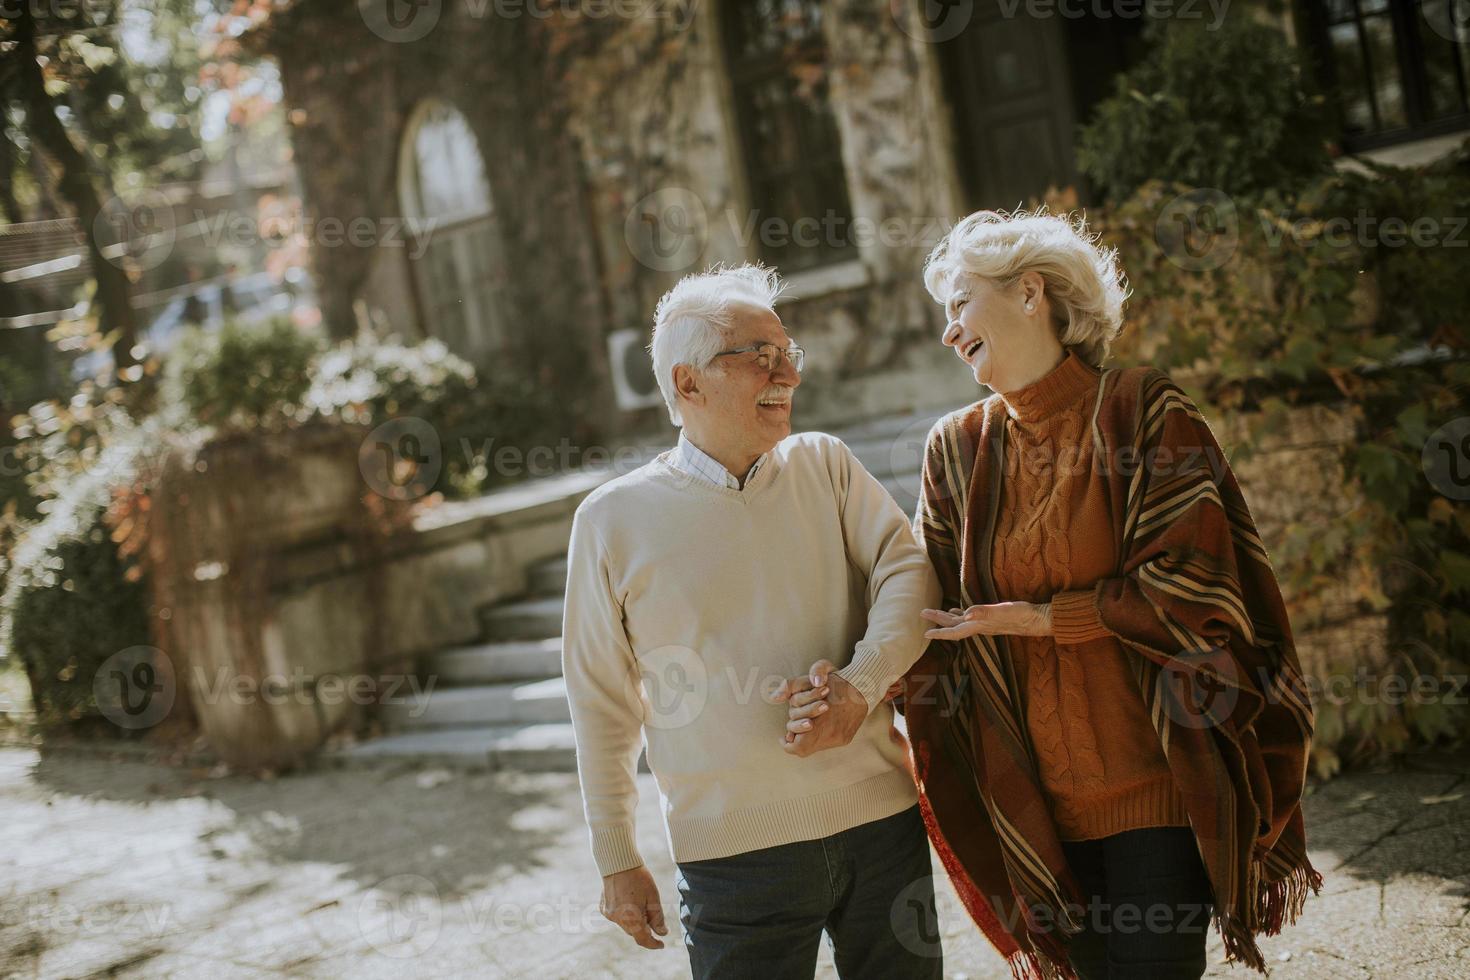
[396,98,508,360]
[1302,0,1470,151]
[718,0,858,272]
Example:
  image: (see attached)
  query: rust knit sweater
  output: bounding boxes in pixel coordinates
[989,349,1190,841]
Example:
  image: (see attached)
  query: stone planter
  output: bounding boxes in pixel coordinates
[145,421,401,769]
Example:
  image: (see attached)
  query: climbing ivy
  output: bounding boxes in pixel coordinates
[1095,157,1470,776]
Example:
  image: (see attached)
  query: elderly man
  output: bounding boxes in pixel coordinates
[562,263,943,979]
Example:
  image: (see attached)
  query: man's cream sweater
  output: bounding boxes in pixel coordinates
[562,431,941,876]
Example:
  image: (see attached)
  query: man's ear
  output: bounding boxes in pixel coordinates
[673,363,703,412]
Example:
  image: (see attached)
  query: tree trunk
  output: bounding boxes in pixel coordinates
[9,6,139,375]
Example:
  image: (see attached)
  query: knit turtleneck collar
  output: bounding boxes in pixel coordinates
[996,348,1099,423]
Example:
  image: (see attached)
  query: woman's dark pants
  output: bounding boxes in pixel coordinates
[1060,826,1215,980]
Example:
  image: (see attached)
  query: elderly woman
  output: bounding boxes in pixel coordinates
[900,210,1321,979]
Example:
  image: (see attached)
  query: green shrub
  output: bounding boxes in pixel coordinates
[0,421,158,728]
[1077,20,1335,202]
[1094,159,1470,775]
[165,316,325,432]
[162,318,565,499]
[309,333,564,497]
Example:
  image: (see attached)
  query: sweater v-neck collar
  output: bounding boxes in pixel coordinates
[649,449,781,502]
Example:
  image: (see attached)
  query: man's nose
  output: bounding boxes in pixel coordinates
[774,355,801,387]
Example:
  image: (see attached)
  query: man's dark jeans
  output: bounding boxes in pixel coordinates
[1060,826,1216,980]
[675,803,943,979]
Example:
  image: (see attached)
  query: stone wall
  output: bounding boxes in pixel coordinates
[256,3,615,435]
[557,1,980,430]
[258,2,984,443]
[1218,403,1389,680]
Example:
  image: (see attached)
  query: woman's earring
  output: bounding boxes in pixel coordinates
[1024,302,1034,312]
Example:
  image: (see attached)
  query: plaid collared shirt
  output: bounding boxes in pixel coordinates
[673,432,768,491]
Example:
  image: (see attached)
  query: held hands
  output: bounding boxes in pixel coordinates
[772,659,869,757]
[921,602,1053,641]
[600,865,668,950]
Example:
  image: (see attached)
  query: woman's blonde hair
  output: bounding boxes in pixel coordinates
[922,208,1129,368]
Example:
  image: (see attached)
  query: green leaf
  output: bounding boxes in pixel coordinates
[1440,550,1470,592]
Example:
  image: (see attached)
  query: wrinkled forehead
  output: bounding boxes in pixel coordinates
[724,304,789,346]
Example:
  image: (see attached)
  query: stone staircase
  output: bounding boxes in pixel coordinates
[332,411,941,771]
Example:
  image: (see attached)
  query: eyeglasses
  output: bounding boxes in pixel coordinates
[713,342,805,374]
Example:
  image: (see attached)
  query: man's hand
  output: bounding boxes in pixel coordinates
[600,865,668,950]
[773,659,869,757]
[921,601,1052,641]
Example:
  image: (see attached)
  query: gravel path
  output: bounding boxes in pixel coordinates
[1,746,1466,979]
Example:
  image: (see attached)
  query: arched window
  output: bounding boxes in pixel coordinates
[398,100,508,360]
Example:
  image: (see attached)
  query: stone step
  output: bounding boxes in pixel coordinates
[526,554,568,597]
[479,595,565,641]
[429,638,563,686]
[329,723,581,771]
[382,677,570,730]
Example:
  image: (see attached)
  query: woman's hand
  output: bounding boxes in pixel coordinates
[922,601,1053,640]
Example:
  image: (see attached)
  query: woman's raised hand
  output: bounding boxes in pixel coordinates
[921,601,1053,640]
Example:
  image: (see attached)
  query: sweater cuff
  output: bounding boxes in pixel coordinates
[835,645,899,717]
[1050,588,1111,644]
[591,824,644,877]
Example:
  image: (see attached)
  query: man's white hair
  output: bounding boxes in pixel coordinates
[648,263,785,425]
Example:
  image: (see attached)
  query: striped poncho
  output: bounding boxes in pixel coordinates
[902,363,1322,979]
